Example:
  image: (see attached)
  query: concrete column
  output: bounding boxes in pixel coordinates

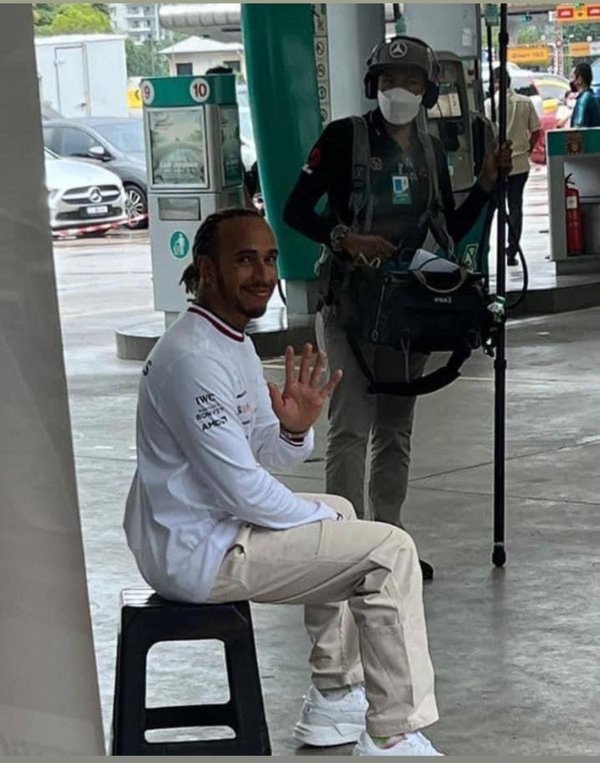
[0,5,104,755]
[402,3,481,58]
[327,3,385,120]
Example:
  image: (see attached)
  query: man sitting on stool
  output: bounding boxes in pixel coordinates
[124,208,445,756]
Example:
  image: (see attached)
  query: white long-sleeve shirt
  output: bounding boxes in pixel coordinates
[124,305,337,602]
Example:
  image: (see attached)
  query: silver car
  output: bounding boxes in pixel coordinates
[44,148,126,235]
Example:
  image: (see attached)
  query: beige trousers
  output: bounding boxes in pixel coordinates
[208,494,438,737]
[315,306,428,527]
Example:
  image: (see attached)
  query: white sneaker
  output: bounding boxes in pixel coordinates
[293,684,368,747]
[353,730,444,756]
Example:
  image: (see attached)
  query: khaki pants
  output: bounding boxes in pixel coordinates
[208,494,438,737]
[315,306,428,526]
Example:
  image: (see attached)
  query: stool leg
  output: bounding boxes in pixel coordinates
[224,604,271,755]
[111,609,150,755]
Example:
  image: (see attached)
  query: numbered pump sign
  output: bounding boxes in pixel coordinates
[141,73,245,319]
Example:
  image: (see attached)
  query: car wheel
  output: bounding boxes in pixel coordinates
[124,184,148,230]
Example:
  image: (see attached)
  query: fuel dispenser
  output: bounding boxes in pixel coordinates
[426,51,493,270]
[427,53,476,192]
[140,73,244,325]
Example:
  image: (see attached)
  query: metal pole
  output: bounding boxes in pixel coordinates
[487,22,496,123]
[492,3,508,568]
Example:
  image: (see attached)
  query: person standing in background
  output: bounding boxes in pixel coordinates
[486,67,540,266]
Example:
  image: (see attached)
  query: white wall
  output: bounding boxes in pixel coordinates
[402,3,481,58]
[166,51,246,78]
[327,3,386,120]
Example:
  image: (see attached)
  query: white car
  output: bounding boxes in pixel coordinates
[44,148,126,235]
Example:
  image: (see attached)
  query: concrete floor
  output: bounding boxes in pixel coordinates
[54,230,600,756]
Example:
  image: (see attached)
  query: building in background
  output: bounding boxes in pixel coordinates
[110,4,165,45]
[159,35,245,77]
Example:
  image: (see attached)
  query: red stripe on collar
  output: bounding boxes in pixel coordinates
[188,307,245,342]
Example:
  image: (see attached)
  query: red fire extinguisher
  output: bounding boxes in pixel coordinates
[565,174,584,256]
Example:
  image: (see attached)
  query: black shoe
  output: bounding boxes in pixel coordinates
[419,559,434,581]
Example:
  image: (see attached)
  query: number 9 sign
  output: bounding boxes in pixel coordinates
[141,80,155,106]
[189,78,211,104]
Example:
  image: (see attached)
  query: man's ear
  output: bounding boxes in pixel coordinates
[198,255,215,287]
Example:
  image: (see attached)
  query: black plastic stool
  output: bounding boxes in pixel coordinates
[111,588,271,756]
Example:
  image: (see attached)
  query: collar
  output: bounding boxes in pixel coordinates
[188,305,245,342]
[370,107,387,136]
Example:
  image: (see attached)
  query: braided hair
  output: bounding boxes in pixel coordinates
[179,207,263,297]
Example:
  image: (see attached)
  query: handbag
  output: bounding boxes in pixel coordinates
[338,263,495,396]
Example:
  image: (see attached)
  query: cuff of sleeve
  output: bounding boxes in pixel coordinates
[280,426,312,446]
[317,502,340,521]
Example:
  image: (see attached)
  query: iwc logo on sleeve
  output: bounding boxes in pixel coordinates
[390,40,408,58]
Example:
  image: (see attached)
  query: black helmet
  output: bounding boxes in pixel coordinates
[364,35,440,108]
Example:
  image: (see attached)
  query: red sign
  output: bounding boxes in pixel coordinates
[556,5,574,19]
[556,3,600,21]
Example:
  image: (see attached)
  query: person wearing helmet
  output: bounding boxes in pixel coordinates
[284,36,511,581]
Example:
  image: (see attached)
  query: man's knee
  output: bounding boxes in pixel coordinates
[326,495,357,520]
[384,524,418,559]
[356,522,419,576]
[296,493,357,520]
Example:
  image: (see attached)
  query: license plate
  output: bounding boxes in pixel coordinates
[86,205,109,215]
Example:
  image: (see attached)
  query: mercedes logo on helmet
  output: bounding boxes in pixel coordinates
[88,187,103,204]
[389,40,408,59]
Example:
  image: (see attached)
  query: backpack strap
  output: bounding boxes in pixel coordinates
[348,116,374,233]
[346,330,472,397]
[423,138,455,257]
[415,114,455,258]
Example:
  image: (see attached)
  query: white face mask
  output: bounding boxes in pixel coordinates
[378,87,422,126]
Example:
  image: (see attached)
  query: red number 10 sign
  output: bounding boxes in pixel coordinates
[189,78,211,104]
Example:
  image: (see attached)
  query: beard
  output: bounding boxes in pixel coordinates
[239,303,269,319]
[215,269,272,320]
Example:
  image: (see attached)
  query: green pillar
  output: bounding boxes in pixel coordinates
[242,4,322,281]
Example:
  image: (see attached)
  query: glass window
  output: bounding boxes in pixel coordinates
[148,108,208,187]
[176,62,193,75]
[61,127,96,157]
[236,85,254,144]
[93,120,145,154]
[43,126,60,153]
[538,82,570,101]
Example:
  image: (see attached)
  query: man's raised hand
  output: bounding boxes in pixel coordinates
[267,344,343,435]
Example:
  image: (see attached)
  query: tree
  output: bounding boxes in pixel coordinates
[563,22,600,42]
[33,4,112,36]
[33,3,57,29]
[50,4,112,34]
[517,27,541,45]
[125,39,169,78]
